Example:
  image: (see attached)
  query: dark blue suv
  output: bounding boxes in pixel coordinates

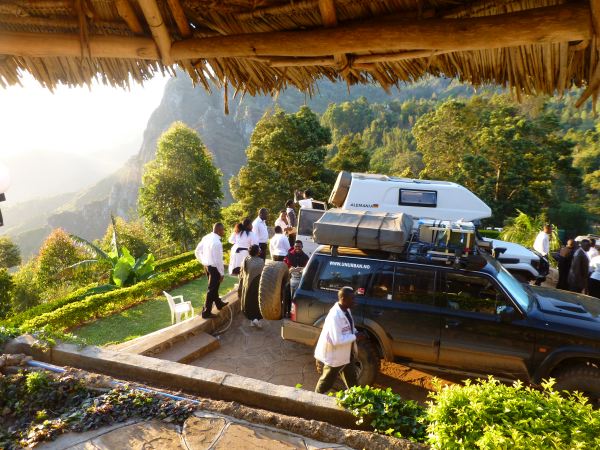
[280,246,600,403]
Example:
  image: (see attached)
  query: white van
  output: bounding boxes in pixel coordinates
[296,171,549,283]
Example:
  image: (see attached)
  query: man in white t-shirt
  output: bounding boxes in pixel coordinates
[252,208,269,260]
[587,238,599,262]
[533,224,552,256]
[269,226,291,261]
[297,189,314,209]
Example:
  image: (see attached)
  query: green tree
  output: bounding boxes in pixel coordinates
[36,228,86,291]
[0,236,21,269]
[11,259,42,312]
[369,128,422,176]
[138,122,223,251]
[413,96,582,225]
[0,269,13,319]
[100,217,159,259]
[500,210,560,251]
[327,135,370,173]
[231,106,332,216]
[321,97,374,143]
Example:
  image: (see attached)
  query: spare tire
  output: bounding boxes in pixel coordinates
[328,171,352,207]
[258,261,289,320]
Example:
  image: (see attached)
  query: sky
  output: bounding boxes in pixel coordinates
[0,73,169,158]
[0,73,170,203]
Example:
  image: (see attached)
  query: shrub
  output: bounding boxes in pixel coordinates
[100,216,159,259]
[335,385,427,441]
[19,260,203,331]
[426,377,600,449]
[154,251,195,272]
[0,284,95,328]
[37,229,88,291]
[0,269,13,319]
[0,236,21,269]
[10,259,42,313]
[478,229,500,239]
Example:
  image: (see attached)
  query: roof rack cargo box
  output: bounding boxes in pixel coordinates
[330,171,492,222]
[313,209,413,253]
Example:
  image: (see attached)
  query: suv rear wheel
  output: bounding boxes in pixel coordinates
[554,363,600,407]
[315,338,379,387]
[258,261,289,320]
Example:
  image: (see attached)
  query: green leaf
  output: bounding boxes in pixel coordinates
[112,260,133,287]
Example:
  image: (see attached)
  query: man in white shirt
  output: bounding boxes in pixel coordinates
[252,208,269,260]
[533,224,552,256]
[195,223,228,319]
[269,226,291,261]
[297,189,314,209]
[314,287,360,393]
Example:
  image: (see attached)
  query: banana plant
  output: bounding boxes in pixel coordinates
[68,216,156,289]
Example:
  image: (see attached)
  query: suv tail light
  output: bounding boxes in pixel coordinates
[290,301,297,321]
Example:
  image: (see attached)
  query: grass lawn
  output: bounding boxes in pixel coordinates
[73,276,237,347]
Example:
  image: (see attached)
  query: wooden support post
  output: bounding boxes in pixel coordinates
[115,0,144,34]
[0,31,159,59]
[171,3,591,60]
[138,0,172,64]
[166,0,192,38]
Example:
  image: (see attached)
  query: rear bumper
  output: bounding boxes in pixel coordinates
[281,319,320,347]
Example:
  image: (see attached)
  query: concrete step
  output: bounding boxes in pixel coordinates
[152,332,220,364]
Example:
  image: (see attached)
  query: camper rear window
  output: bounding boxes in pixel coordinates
[399,189,437,207]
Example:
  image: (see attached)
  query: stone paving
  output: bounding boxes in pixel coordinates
[40,411,352,450]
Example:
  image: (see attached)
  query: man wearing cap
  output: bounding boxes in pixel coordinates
[314,286,360,393]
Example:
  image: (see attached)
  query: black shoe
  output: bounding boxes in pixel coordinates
[201,313,217,319]
[216,301,229,311]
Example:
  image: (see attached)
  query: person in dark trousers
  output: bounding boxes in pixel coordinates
[252,208,269,260]
[568,239,591,294]
[314,287,360,394]
[195,223,229,319]
[285,199,297,247]
[556,239,575,290]
[284,240,309,268]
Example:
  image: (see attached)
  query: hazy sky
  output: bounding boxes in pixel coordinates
[0,73,169,158]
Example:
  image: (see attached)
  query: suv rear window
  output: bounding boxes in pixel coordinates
[317,258,373,295]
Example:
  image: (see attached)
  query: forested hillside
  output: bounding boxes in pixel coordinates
[3,74,598,259]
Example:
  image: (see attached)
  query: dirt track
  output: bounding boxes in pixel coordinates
[189,311,452,404]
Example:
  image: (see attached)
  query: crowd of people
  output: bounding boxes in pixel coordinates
[534,225,600,298]
[195,197,310,322]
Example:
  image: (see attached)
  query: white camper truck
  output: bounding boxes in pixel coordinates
[296,172,549,283]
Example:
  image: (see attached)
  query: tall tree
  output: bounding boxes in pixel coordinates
[139,122,223,251]
[327,135,370,173]
[0,236,21,269]
[231,106,332,216]
[413,96,582,225]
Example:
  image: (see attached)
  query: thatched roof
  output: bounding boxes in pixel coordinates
[0,0,597,105]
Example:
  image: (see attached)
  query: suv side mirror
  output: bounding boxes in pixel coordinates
[493,247,507,260]
[497,305,518,322]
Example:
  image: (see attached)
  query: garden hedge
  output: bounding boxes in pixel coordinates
[478,229,501,239]
[154,251,195,272]
[18,260,204,332]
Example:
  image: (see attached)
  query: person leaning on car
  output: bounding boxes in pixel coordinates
[314,287,362,394]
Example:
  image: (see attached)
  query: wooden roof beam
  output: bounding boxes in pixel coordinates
[138,0,172,64]
[166,0,192,38]
[0,31,159,59]
[115,0,144,34]
[171,3,591,59]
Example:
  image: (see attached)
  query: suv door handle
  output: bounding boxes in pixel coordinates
[445,320,461,328]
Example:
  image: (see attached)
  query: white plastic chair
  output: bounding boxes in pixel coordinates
[163,291,194,324]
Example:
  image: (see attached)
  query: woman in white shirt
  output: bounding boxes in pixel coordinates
[228,218,257,275]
